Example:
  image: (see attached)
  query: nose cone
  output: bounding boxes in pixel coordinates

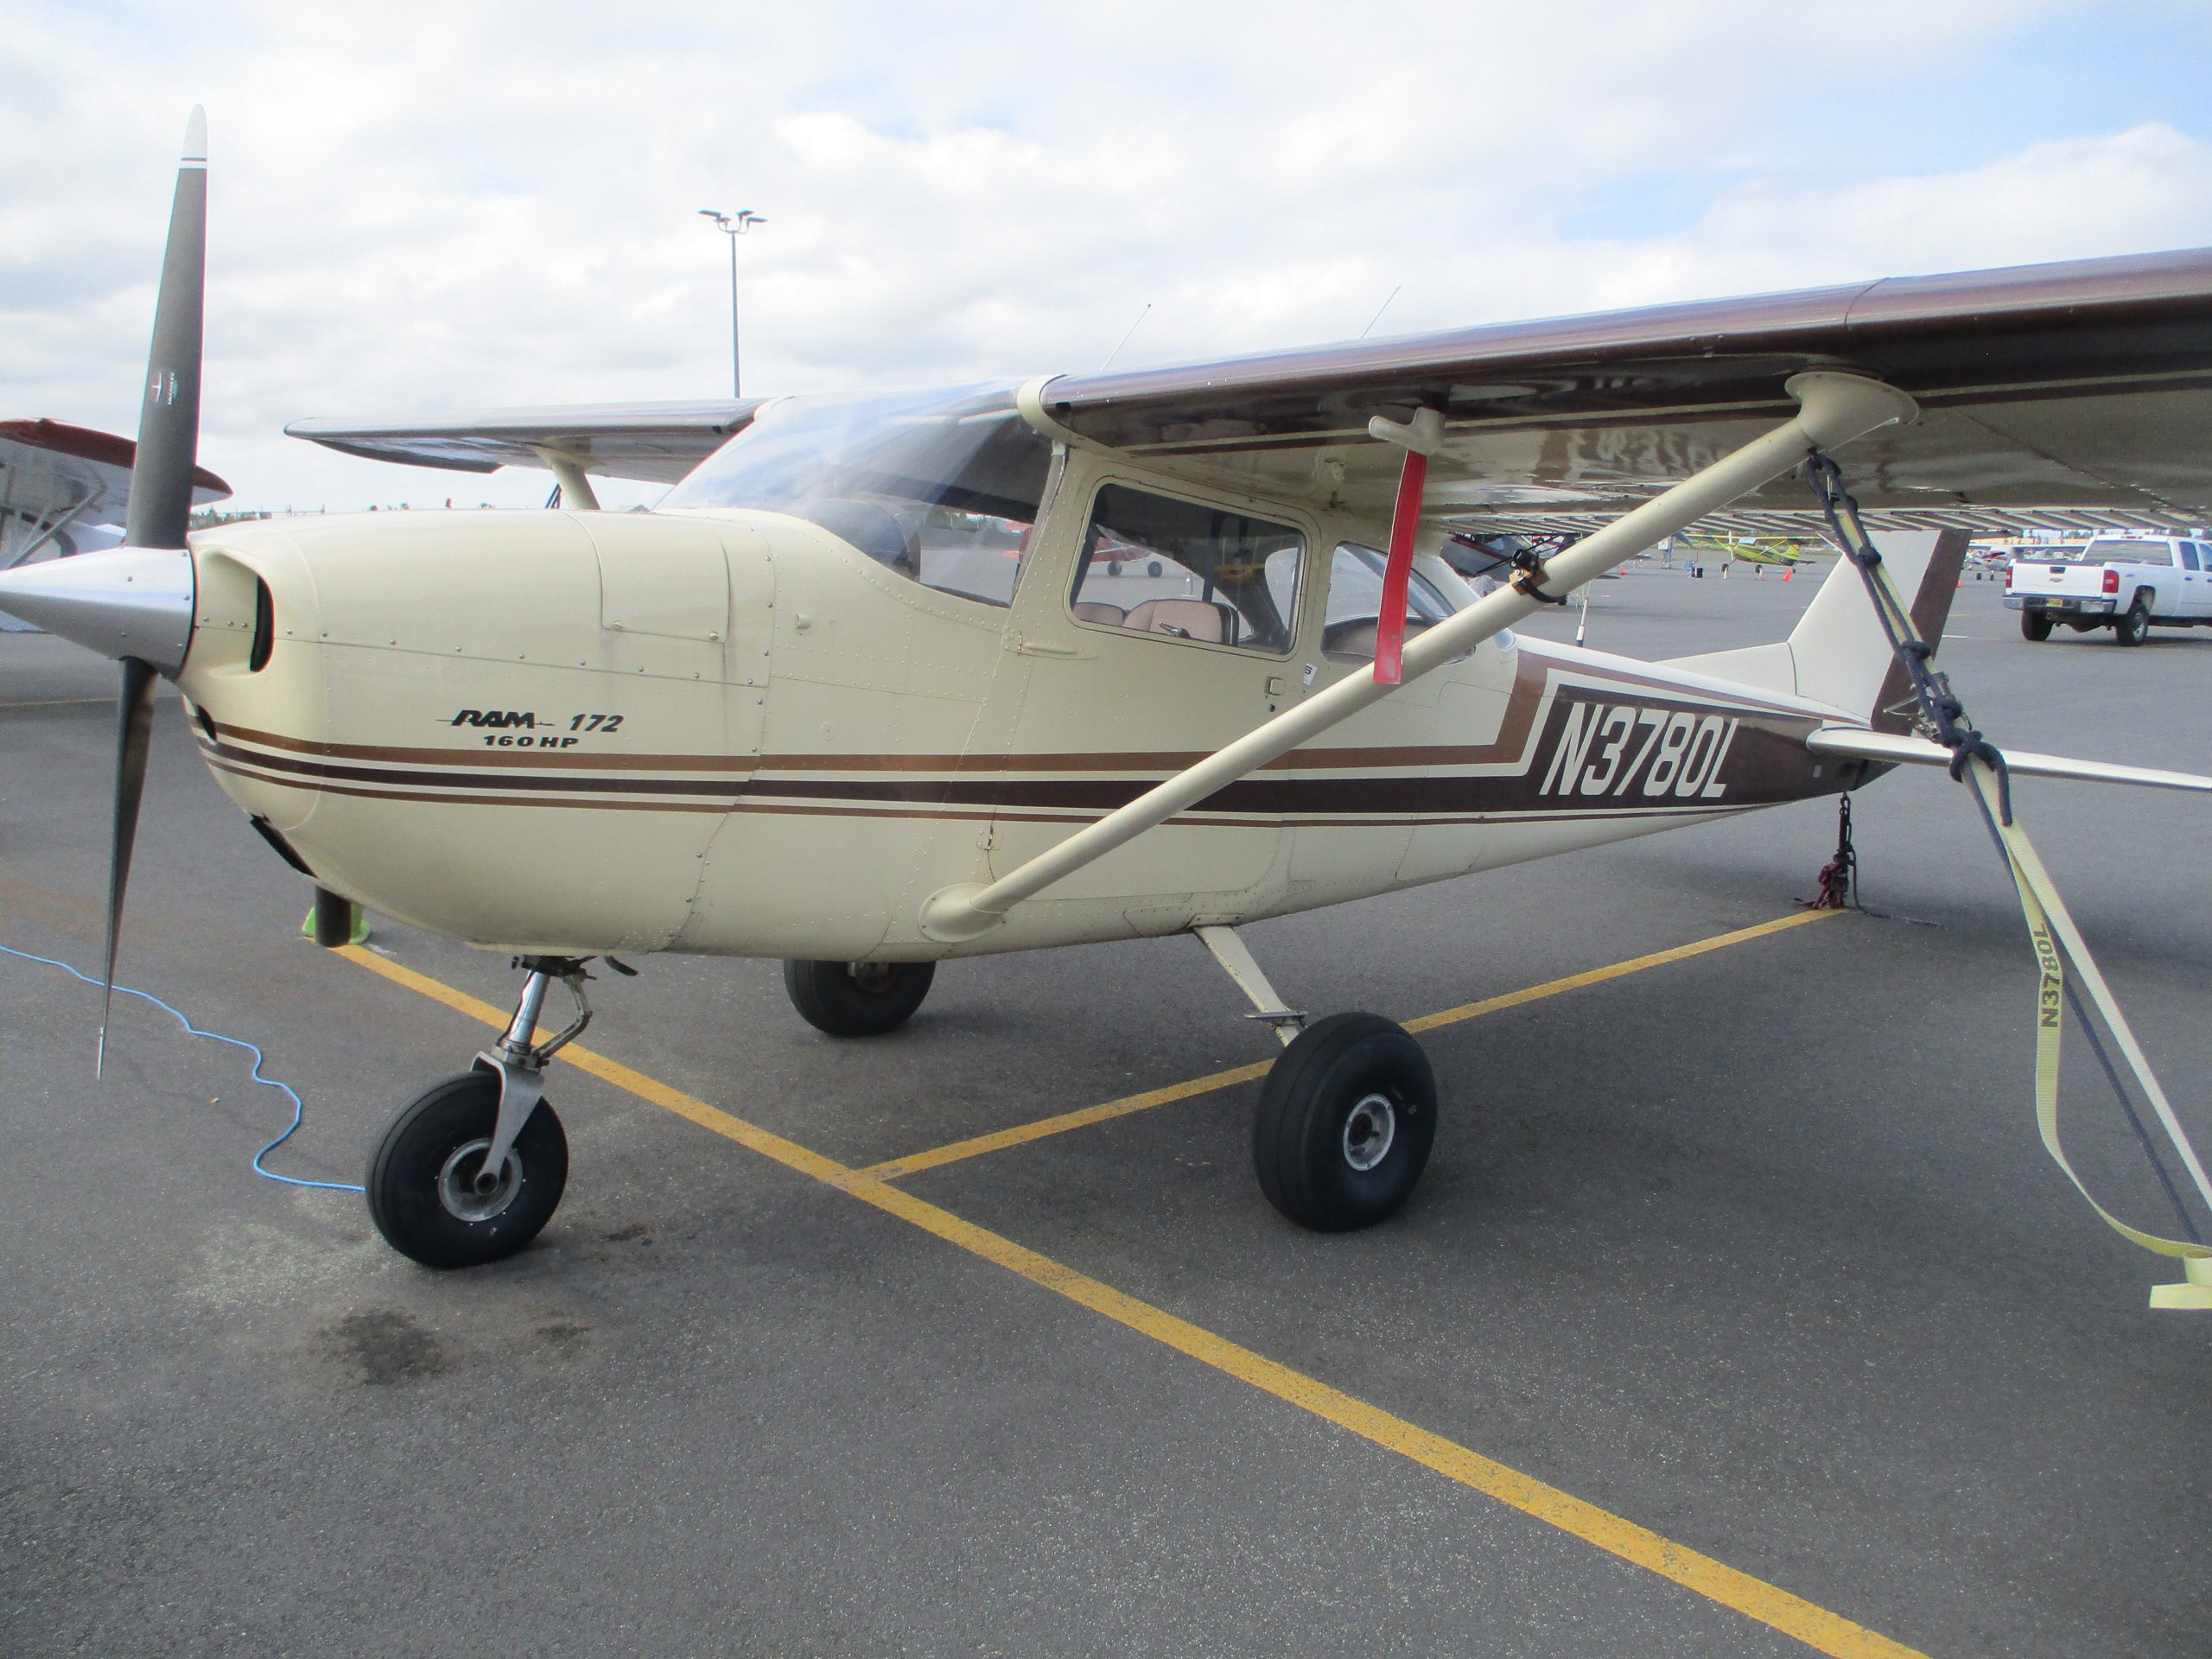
[0,546,196,673]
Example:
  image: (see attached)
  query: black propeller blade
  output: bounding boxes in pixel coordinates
[97,106,207,1077]
[99,658,162,1075]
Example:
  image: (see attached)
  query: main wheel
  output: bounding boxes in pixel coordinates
[366,1071,567,1268]
[2019,610,2052,642]
[783,958,936,1037]
[2115,590,2152,646]
[1252,1013,1437,1231]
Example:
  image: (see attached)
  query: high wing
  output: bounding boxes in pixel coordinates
[1031,246,2212,524]
[284,399,762,485]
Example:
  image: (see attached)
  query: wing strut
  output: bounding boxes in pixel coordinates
[917,371,1916,944]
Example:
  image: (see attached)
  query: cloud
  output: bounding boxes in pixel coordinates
[3,0,2207,511]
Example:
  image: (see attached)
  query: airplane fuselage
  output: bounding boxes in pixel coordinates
[176,426,1861,962]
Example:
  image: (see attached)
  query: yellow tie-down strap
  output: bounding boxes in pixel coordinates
[1834,520,2212,1308]
[1962,762,2212,1308]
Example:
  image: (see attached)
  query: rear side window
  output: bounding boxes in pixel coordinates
[2181,543,2202,572]
[1070,484,1301,654]
[2092,540,2175,566]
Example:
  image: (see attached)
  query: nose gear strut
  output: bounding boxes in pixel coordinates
[473,957,594,1193]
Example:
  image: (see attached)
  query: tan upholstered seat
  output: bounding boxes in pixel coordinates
[1122,598,1230,643]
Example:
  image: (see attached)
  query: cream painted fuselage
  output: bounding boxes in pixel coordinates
[175,448,1846,963]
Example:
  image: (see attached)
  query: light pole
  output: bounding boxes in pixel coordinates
[697,207,766,398]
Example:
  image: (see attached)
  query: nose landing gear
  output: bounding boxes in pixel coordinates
[366,957,592,1268]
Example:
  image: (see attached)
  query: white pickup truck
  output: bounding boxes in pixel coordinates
[2005,535,2212,644]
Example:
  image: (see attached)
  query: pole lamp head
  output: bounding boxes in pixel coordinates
[698,209,764,236]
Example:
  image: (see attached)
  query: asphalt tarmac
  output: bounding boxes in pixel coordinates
[3,566,2207,1658]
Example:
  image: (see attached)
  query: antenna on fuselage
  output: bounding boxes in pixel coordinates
[1099,303,1151,372]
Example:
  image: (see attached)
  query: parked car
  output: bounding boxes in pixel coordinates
[2005,536,2212,644]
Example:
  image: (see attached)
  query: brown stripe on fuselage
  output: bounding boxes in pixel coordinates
[202,646,1805,784]
[197,736,749,799]
[203,748,1737,832]
[209,719,757,772]
[201,753,731,813]
[197,643,1830,820]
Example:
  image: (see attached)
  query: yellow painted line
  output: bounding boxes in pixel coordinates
[1403,906,1840,1033]
[329,931,1924,1659]
[845,1173,1923,1659]
[848,1058,1274,1184]
[333,944,846,1182]
[855,907,1843,1181]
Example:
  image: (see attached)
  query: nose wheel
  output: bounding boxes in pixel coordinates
[367,956,594,1268]
[367,1071,569,1268]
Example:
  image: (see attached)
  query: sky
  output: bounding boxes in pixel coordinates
[5,0,2211,514]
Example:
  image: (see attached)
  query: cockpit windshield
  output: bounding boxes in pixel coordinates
[661,383,1054,608]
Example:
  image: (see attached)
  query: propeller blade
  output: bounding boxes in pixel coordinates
[93,108,208,1077]
[99,657,161,1077]
[124,106,207,554]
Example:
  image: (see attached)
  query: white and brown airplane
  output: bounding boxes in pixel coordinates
[6,112,2210,1269]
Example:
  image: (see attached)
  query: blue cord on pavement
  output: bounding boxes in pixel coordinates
[0,939,365,1193]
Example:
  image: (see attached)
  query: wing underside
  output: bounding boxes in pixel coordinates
[285,399,762,485]
[1034,247,2212,525]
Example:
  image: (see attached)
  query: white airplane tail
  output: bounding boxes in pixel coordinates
[1665,528,1969,729]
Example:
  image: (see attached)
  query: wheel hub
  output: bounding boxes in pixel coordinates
[437,1139,522,1222]
[847,961,899,995]
[1342,1092,1397,1172]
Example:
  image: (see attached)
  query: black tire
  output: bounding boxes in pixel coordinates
[1147,559,1164,577]
[2115,590,2152,646]
[1252,1013,1437,1231]
[783,958,936,1037]
[2019,610,2053,642]
[366,1071,567,1269]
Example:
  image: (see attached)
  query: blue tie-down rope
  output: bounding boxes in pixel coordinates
[0,940,365,1193]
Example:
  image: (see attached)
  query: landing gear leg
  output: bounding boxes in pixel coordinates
[365,957,591,1268]
[1193,926,1439,1231]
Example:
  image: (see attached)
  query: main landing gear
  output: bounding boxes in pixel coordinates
[1196,926,1440,1231]
[782,958,936,1037]
[367,957,591,1268]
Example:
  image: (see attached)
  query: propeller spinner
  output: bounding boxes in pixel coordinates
[0,108,207,1073]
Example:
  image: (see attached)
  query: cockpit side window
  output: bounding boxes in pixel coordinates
[1319,542,1459,661]
[1069,484,1301,655]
